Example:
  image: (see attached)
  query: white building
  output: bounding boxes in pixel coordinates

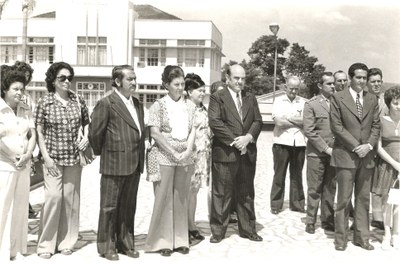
[0,0,223,110]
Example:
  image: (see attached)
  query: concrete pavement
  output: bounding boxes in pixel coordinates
[21,130,400,265]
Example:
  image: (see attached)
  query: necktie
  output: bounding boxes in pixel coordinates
[356,93,363,119]
[326,99,330,111]
[236,92,242,120]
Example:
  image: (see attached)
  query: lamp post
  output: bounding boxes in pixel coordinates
[269,22,279,102]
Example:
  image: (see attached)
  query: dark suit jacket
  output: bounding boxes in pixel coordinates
[303,95,335,157]
[330,88,380,169]
[208,88,262,164]
[89,91,145,176]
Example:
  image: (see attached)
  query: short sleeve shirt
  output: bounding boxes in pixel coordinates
[34,92,90,166]
[272,95,306,147]
[0,99,35,171]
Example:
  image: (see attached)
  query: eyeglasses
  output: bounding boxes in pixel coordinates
[56,75,73,82]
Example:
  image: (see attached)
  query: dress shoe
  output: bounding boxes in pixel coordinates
[229,217,238,223]
[353,241,375,251]
[270,209,280,215]
[349,222,355,231]
[371,220,385,230]
[335,245,346,251]
[305,224,315,234]
[290,208,306,213]
[321,223,335,232]
[240,233,263,242]
[189,230,205,240]
[119,249,139,258]
[38,252,52,259]
[174,247,189,254]
[60,249,73,255]
[210,235,223,243]
[101,252,119,261]
[160,249,172,257]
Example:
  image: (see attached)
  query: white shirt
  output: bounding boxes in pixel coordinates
[349,87,364,106]
[272,94,306,147]
[165,94,189,140]
[115,89,141,136]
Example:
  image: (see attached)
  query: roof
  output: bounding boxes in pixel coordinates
[32,5,181,20]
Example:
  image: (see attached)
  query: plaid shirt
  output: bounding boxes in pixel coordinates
[34,92,90,166]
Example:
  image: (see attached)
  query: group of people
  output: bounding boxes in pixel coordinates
[270,63,399,252]
[0,60,398,262]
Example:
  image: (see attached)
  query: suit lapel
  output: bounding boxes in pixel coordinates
[221,88,242,124]
[241,91,250,121]
[361,91,374,121]
[341,89,361,121]
[110,91,138,131]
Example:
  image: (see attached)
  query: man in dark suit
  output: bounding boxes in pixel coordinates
[89,65,145,260]
[303,72,336,234]
[330,63,380,251]
[208,64,263,243]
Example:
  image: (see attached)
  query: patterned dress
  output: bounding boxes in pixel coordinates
[191,105,212,189]
[371,116,400,195]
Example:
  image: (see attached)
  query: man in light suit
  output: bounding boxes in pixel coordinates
[303,72,336,234]
[89,65,145,260]
[330,63,380,251]
[208,64,263,243]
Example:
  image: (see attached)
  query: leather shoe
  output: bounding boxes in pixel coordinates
[321,223,335,232]
[28,211,38,219]
[290,208,306,213]
[371,220,384,230]
[101,252,119,261]
[241,233,263,242]
[119,249,139,258]
[210,235,223,243]
[189,230,205,240]
[271,209,280,215]
[160,249,172,257]
[353,241,375,251]
[335,245,346,251]
[174,247,189,254]
[229,217,238,223]
[305,224,315,234]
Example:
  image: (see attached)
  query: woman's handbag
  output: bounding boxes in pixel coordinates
[387,178,400,205]
[146,130,160,182]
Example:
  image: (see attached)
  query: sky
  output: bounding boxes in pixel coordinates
[2,0,400,83]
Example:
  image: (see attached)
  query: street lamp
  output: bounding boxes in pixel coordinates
[269,22,279,102]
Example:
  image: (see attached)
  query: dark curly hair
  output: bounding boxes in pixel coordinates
[1,69,26,98]
[210,81,226,95]
[13,61,34,85]
[384,85,400,110]
[161,65,184,87]
[45,62,74,93]
[184,73,205,93]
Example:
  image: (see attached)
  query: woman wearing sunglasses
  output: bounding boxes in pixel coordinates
[35,62,90,259]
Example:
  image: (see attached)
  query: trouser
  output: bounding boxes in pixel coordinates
[334,165,373,246]
[210,155,257,238]
[37,164,82,254]
[305,156,336,225]
[145,165,193,251]
[0,166,30,260]
[270,144,305,211]
[97,171,141,254]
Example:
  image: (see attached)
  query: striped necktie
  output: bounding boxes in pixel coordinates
[355,93,363,119]
[236,92,242,120]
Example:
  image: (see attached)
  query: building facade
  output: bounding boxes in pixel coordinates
[0,0,223,111]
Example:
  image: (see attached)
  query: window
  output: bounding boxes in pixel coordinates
[177,48,205,68]
[177,40,205,46]
[139,39,166,46]
[76,81,106,109]
[146,94,158,103]
[0,37,17,43]
[77,36,107,66]
[138,48,166,67]
[27,37,55,64]
[0,45,19,63]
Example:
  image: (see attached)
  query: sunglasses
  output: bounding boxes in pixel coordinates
[56,75,73,82]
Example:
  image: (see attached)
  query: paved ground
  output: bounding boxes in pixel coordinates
[19,129,400,265]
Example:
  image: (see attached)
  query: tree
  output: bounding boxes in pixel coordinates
[284,43,326,99]
[246,35,290,95]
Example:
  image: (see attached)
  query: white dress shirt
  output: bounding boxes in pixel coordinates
[115,89,141,136]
